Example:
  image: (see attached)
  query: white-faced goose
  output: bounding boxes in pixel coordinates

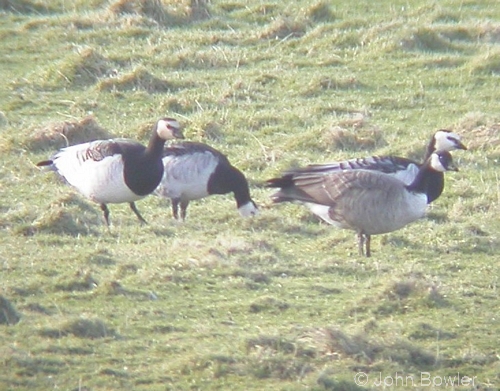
[266,150,458,257]
[290,130,466,204]
[36,118,184,226]
[154,141,258,220]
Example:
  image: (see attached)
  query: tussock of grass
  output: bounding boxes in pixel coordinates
[0,295,21,325]
[29,193,100,236]
[40,47,116,88]
[54,271,98,292]
[306,2,336,23]
[468,49,500,75]
[409,322,457,340]
[22,302,54,315]
[316,375,365,391]
[0,0,52,13]
[303,75,363,97]
[299,327,376,361]
[40,317,115,339]
[323,123,385,152]
[98,66,179,93]
[249,296,289,313]
[400,27,461,52]
[455,113,500,151]
[107,0,176,26]
[107,0,210,25]
[259,17,308,40]
[25,116,112,152]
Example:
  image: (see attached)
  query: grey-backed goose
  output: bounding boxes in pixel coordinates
[290,130,466,204]
[37,118,184,226]
[154,141,258,220]
[266,150,458,257]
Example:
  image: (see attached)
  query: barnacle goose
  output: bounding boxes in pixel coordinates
[154,141,258,220]
[266,150,458,257]
[36,118,184,226]
[291,130,466,203]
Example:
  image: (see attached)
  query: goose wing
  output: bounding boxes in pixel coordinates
[163,141,227,160]
[270,169,397,206]
[287,156,420,185]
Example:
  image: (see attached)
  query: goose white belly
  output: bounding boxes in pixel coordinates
[156,152,219,200]
[53,150,142,204]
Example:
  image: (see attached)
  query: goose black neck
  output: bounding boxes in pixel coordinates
[147,133,167,158]
[424,134,437,160]
[123,132,166,196]
[233,173,253,208]
[207,165,252,207]
[406,163,442,198]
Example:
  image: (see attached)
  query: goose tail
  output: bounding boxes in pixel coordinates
[36,159,56,171]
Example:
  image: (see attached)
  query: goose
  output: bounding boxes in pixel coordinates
[36,118,184,226]
[290,130,466,203]
[154,141,258,220]
[266,150,458,257]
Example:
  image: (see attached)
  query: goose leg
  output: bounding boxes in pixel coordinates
[129,202,147,224]
[172,198,180,220]
[365,235,371,258]
[100,203,111,226]
[180,200,190,221]
[357,233,365,256]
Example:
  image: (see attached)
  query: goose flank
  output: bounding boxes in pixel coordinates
[36,118,184,226]
[266,150,458,257]
[154,141,258,220]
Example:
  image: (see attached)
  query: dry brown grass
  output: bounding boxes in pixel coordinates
[25,116,112,152]
[259,17,308,40]
[0,0,52,13]
[98,66,178,93]
[107,0,210,25]
[455,113,500,151]
[322,123,386,152]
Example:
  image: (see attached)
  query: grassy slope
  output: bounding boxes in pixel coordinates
[1,0,499,390]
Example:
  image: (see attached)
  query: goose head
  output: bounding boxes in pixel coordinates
[433,130,467,152]
[429,150,459,172]
[238,200,259,218]
[156,118,185,140]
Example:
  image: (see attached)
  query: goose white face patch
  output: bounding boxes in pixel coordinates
[156,118,182,140]
[429,153,448,172]
[238,201,258,217]
[434,130,463,151]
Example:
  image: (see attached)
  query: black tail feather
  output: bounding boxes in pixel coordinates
[36,160,54,167]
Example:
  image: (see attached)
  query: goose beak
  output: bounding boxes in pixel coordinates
[448,162,459,172]
[456,140,467,150]
[171,127,185,139]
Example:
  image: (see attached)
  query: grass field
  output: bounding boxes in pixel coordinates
[1,0,500,390]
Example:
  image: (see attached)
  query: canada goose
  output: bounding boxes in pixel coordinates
[37,118,184,226]
[266,150,458,257]
[291,130,466,203]
[154,141,258,220]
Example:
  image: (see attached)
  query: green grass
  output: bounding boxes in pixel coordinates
[1,0,500,390]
